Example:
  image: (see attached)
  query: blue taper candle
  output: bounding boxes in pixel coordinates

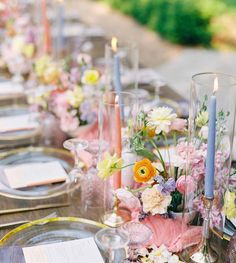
[112,38,124,119]
[114,53,122,94]
[205,77,218,199]
[112,37,122,94]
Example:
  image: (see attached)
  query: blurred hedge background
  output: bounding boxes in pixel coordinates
[102,0,236,48]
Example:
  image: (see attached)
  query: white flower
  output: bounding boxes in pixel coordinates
[169,255,181,263]
[147,107,177,135]
[141,187,172,215]
[66,86,84,107]
[199,126,208,140]
[139,244,182,263]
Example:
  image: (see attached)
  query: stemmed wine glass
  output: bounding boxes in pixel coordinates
[95,227,130,263]
[63,138,88,179]
[121,222,153,262]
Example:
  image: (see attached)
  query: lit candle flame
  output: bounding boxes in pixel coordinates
[213,76,218,94]
[111,37,118,52]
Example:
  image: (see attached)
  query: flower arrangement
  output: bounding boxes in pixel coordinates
[97,103,234,252]
[98,106,189,222]
[30,54,100,135]
[0,14,37,78]
[138,244,183,263]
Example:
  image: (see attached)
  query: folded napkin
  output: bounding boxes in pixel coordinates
[0,114,39,133]
[0,246,25,263]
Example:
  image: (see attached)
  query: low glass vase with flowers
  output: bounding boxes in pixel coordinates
[97,106,202,255]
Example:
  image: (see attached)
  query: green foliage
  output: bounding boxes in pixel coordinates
[169,190,183,212]
[104,0,224,46]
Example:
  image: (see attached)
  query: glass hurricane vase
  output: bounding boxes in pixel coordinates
[183,72,236,261]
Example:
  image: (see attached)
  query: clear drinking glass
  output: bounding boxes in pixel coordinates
[95,228,130,263]
[79,139,108,221]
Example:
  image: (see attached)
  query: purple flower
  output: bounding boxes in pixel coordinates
[25,27,37,44]
[155,176,176,195]
[80,101,96,123]
[69,67,80,84]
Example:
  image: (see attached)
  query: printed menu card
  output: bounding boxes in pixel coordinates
[3,161,67,189]
[23,238,104,263]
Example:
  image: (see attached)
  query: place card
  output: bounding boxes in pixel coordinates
[0,114,39,133]
[0,81,23,95]
[3,161,68,189]
[23,238,104,263]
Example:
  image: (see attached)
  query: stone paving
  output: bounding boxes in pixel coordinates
[68,0,236,100]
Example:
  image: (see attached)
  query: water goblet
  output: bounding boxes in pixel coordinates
[63,139,88,179]
[95,227,130,263]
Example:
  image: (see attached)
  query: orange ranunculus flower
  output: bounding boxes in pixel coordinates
[147,127,156,137]
[133,159,156,183]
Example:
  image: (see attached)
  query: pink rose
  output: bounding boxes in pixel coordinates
[170,118,187,132]
[60,113,79,133]
[116,188,140,211]
[53,93,69,116]
[116,188,141,220]
[176,175,195,195]
[176,142,196,162]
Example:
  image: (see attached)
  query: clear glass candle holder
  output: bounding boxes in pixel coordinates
[104,39,139,92]
[183,72,236,260]
[98,91,138,224]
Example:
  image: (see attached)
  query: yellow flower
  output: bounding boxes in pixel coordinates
[97,153,123,180]
[66,86,84,107]
[223,190,236,219]
[12,35,25,53]
[196,111,208,128]
[43,66,60,84]
[35,56,51,77]
[82,69,100,85]
[133,159,156,183]
[22,43,35,58]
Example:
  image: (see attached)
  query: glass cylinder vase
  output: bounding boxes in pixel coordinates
[98,91,138,221]
[184,72,236,260]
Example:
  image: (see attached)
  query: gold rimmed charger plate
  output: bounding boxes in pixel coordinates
[0,106,41,148]
[0,147,75,200]
[0,217,106,246]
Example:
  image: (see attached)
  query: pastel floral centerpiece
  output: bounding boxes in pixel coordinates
[29,54,100,136]
[97,106,203,252]
[0,14,37,79]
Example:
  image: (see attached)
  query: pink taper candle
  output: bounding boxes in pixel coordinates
[114,95,122,189]
[41,0,51,54]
